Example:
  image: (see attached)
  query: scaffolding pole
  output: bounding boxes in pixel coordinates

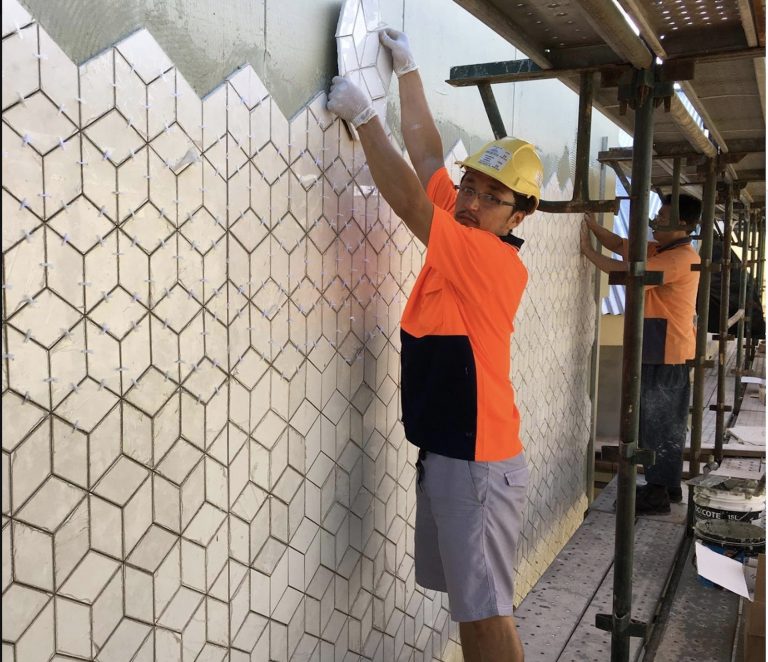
[751,212,766,363]
[688,158,718,486]
[609,71,655,662]
[745,213,757,366]
[733,211,750,416]
[714,184,733,463]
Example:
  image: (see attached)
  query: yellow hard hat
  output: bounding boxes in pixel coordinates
[457,137,543,212]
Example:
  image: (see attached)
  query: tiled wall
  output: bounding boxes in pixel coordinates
[1,1,594,660]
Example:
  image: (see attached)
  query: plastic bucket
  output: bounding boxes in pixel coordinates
[694,520,766,587]
[693,483,765,524]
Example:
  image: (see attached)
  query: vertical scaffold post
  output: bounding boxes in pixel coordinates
[745,213,757,366]
[688,158,718,489]
[610,72,655,662]
[734,211,751,416]
[751,212,765,363]
[714,184,733,464]
[573,72,595,202]
[477,83,507,139]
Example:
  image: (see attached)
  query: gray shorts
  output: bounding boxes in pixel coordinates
[414,451,528,622]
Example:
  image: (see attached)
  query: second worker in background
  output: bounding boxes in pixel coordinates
[581,195,702,514]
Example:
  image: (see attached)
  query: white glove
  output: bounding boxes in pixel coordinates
[379,28,418,78]
[327,76,377,128]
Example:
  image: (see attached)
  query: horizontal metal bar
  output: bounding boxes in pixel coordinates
[447,47,765,87]
[448,59,627,87]
[598,138,765,164]
[537,199,619,214]
[608,270,664,286]
[691,262,722,273]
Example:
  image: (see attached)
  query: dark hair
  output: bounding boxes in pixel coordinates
[512,192,537,215]
[662,193,702,231]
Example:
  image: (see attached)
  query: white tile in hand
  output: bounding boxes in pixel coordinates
[334,0,393,140]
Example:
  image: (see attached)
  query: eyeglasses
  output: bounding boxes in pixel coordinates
[454,185,516,209]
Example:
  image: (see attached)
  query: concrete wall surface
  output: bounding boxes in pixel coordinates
[2,0,618,659]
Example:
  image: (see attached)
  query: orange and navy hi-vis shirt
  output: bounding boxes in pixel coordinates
[399,167,528,462]
[619,237,701,364]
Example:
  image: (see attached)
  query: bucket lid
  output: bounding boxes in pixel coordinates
[695,519,766,546]
[692,475,765,498]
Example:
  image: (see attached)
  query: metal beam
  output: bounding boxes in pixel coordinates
[574,0,653,69]
[598,139,766,163]
[619,0,745,158]
[448,59,626,87]
[447,48,765,87]
[668,96,717,157]
[738,0,760,47]
[651,170,765,187]
[537,199,619,214]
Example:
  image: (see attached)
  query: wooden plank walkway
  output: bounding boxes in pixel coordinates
[515,341,765,661]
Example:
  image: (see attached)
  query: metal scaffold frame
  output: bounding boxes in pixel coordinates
[446,1,765,658]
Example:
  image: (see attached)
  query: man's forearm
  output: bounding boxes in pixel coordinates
[582,244,628,275]
[586,215,624,253]
[357,115,433,245]
[398,71,444,188]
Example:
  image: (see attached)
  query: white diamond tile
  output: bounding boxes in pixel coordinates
[93,455,149,506]
[4,92,78,154]
[15,476,85,532]
[9,417,50,510]
[2,122,45,217]
[1,0,32,37]
[1,583,49,642]
[59,550,120,604]
[96,618,152,662]
[55,377,119,432]
[55,596,92,658]
[43,137,83,215]
[115,29,173,84]
[128,524,178,573]
[85,109,146,165]
[12,521,53,591]
[80,138,118,221]
[183,502,226,546]
[147,72,176,136]
[158,585,204,632]
[2,25,39,111]
[78,49,116,127]
[1,391,46,452]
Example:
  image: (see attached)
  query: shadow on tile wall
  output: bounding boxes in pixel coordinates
[1,0,593,659]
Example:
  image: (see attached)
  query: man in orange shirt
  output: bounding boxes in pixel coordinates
[327,28,542,662]
[580,195,701,514]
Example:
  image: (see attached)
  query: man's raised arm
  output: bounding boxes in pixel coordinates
[379,29,444,189]
[584,212,624,253]
[327,76,433,246]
